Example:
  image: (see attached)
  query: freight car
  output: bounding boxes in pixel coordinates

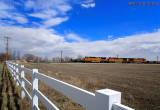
[127,58,147,63]
[107,57,147,63]
[107,57,127,63]
[83,56,106,63]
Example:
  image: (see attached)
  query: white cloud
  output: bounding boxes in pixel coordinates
[25,0,72,14]
[0,1,28,24]
[0,0,72,27]
[81,0,95,8]
[56,4,72,14]
[14,16,28,24]
[0,10,11,18]
[0,1,14,10]
[0,1,14,19]
[42,17,68,28]
[29,9,58,19]
[81,3,95,8]
[25,0,35,10]
[0,1,9,10]
[66,33,87,42]
[0,0,95,28]
[26,0,72,28]
[0,25,160,61]
[108,35,112,38]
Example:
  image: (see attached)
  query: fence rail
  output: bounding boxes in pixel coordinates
[6,61,134,110]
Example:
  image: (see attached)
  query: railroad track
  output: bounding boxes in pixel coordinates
[0,63,21,110]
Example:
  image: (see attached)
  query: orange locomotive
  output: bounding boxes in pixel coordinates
[107,57,147,63]
[107,57,127,63]
[128,58,147,63]
[83,56,106,63]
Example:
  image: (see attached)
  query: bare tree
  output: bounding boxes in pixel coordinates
[64,56,71,62]
[38,57,42,62]
[34,56,42,62]
[9,50,13,60]
[34,56,39,62]
[0,53,6,62]
[23,54,35,62]
[77,55,84,62]
[17,50,21,60]
[12,50,17,61]
[44,56,49,62]
[52,57,61,62]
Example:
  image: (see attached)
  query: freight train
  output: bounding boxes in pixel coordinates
[83,56,106,63]
[83,56,147,63]
[107,57,147,63]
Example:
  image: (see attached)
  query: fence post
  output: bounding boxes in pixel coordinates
[13,63,16,80]
[16,64,19,86]
[32,69,39,110]
[21,65,25,98]
[7,62,9,71]
[94,89,121,110]
[9,63,12,74]
[11,63,13,76]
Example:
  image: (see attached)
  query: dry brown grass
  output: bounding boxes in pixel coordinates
[19,63,160,110]
[0,63,22,110]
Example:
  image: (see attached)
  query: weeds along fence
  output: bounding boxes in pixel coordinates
[6,61,134,110]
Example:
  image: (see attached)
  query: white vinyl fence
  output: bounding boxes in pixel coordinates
[6,61,134,110]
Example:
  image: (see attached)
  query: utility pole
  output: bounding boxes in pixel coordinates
[157,56,159,62]
[4,37,11,61]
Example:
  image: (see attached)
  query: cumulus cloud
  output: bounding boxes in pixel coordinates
[14,16,28,24]
[0,25,160,61]
[65,33,87,42]
[0,1,28,24]
[29,9,58,19]
[0,1,14,18]
[0,0,95,28]
[42,17,68,28]
[25,0,35,10]
[81,3,95,8]
[25,0,72,15]
[25,0,72,28]
[0,1,11,10]
[0,0,72,28]
[81,0,95,8]
[108,35,112,38]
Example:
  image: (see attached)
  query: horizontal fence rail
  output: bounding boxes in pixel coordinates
[6,61,134,110]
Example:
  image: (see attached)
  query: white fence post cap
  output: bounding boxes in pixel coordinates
[96,89,121,96]
[95,89,121,110]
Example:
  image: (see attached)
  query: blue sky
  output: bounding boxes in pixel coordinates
[59,0,160,41]
[0,0,160,60]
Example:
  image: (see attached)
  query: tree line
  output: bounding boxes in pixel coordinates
[0,51,84,63]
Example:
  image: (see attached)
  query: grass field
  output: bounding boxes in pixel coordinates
[19,63,160,110]
[0,63,22,110]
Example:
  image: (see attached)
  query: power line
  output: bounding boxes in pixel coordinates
[4,36,11,60]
